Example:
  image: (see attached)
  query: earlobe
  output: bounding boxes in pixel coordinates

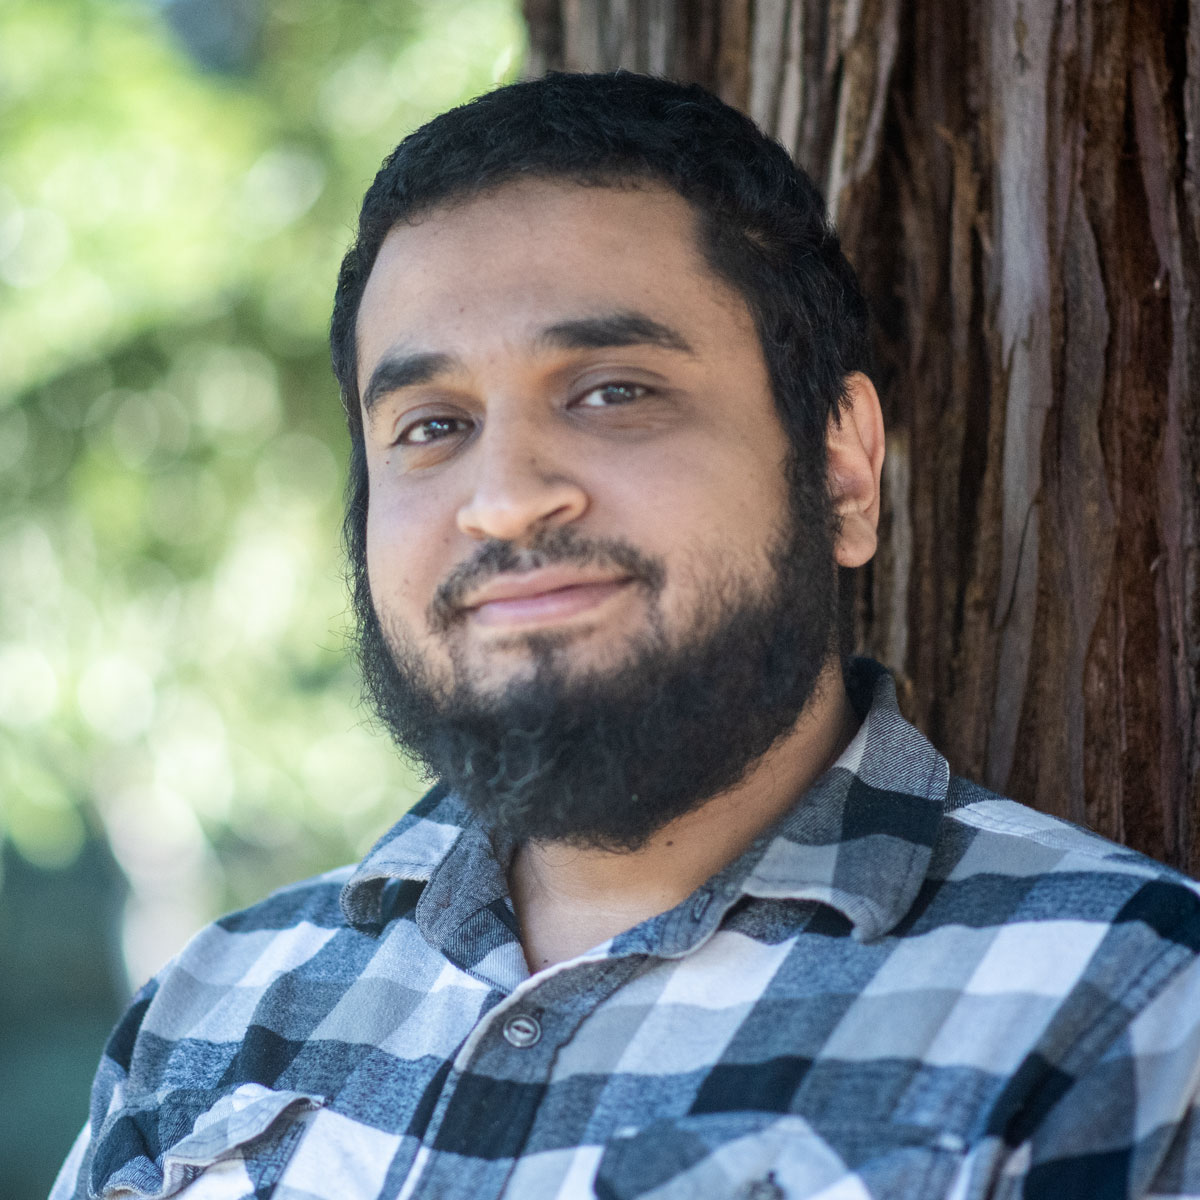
[827,372,885,568]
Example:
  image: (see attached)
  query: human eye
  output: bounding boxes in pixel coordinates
[394,414,471,446]
[573,381,649,409]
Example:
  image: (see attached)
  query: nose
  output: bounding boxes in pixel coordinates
[455,416,589,543]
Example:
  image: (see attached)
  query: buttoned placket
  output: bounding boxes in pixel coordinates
[394,837,747,1199]
[400,953,647,1200]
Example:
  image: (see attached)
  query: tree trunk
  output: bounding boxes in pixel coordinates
[523,0,1200,874]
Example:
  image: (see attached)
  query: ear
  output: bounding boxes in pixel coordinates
[827,372,885,568]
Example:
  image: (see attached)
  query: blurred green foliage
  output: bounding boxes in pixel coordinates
[0,0,523,983]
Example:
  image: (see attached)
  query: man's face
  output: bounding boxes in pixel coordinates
[353,180,839,848]
[357,181,794,691]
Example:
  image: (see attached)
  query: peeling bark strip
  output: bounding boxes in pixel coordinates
[522,0,1200,872]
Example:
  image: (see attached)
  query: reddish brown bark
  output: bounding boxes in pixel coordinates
[523,0,1200,872]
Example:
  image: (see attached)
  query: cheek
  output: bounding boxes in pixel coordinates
[363,507,394,601]
[609,470,783,631]
[618,442,788,563]
[364,481,447,622]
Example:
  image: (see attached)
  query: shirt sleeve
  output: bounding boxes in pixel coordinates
[997,950,1200,1200]
[48,976,160,1200]
[49,1122,92,1200]
[1140,956,1200,1200]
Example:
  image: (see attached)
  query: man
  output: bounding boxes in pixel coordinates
[55,72,1200,1200]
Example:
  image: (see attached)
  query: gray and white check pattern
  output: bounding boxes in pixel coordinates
[53,659,1200,1199]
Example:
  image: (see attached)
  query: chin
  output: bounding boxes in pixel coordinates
[459,622,644,683]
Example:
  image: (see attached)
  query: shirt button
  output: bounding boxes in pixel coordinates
[740,1175,784,1200]
[502,1013,541,1048]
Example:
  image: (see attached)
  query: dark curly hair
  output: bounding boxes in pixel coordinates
[330,71,870,595]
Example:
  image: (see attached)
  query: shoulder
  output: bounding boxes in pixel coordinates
[58,830,446,1200]
[169,862,360,977]
[109,789,456,1088]
[109,863,388,1089]
[919,782,1200,1185]
[51,865,374,1199]
[214,862,357,931]
[940,775,1200,893]
[922,775,1200,980]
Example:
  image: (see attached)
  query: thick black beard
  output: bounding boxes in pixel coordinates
[352,469,839,852]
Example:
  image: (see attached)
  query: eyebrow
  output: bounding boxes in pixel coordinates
[361,351,456,417]
[360,309,695,417]
[535,311,695,356]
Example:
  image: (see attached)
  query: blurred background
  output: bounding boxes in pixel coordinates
[0,1,522,1194]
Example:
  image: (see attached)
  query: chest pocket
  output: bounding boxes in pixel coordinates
[593,1113,968,1200]
[88,1083,321,1200]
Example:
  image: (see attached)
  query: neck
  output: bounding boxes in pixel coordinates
[508,658,858,972]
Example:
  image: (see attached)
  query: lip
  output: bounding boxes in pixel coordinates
[462,569,635,629]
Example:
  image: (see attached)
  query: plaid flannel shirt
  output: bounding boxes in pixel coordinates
[53,659,1200,1200]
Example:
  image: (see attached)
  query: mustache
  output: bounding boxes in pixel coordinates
[427,527,665,634]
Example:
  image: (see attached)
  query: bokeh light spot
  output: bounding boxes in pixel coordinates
[240,147,325,238]
[0,206,70,288]
[77,655,156,742]
[0,644,60,727]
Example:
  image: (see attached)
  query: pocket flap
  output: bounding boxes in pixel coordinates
[90,1083,322,1200]
[596,1113,966,1200]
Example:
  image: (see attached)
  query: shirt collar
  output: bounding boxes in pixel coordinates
[339,781,478,931]
[736,658,949,940]
[341,658,949,943]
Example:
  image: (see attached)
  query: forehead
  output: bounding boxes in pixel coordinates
[354,180,754,380]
